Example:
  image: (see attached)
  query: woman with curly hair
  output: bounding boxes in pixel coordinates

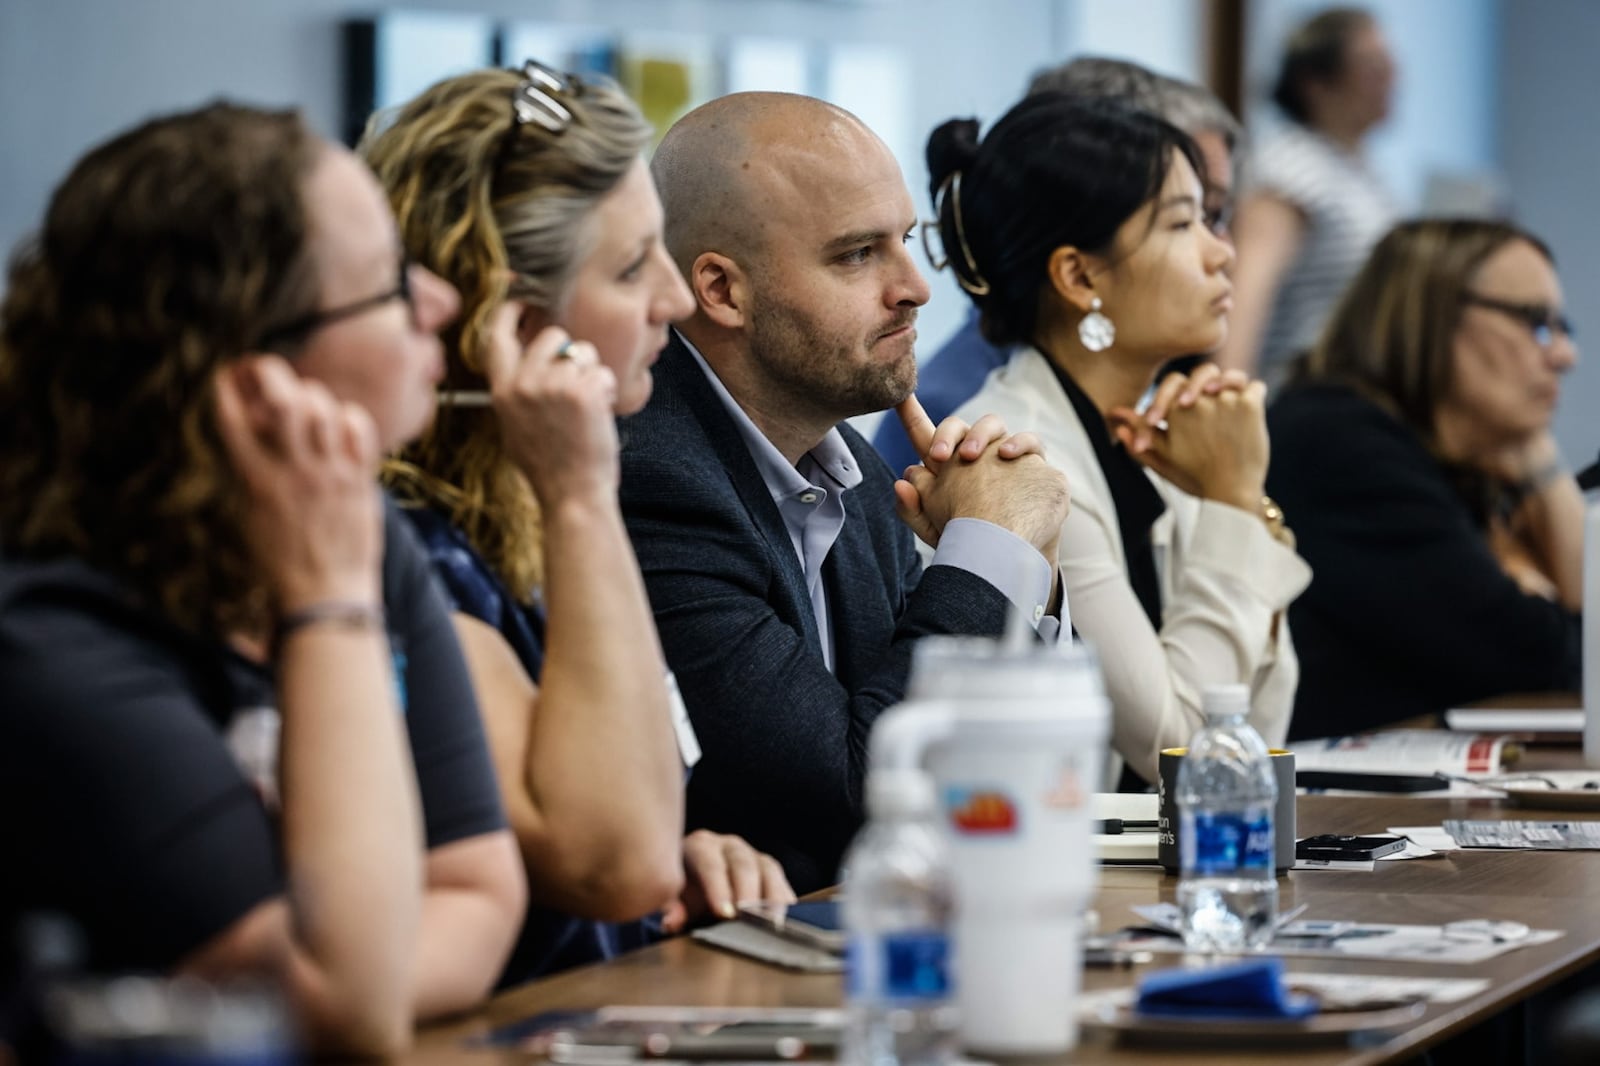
[0,104,524,1053]
[361,62,793,985]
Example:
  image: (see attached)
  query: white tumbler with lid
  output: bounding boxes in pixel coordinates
[869,636,1111,1055]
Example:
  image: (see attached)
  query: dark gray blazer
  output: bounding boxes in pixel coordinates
[619,335,1012,893]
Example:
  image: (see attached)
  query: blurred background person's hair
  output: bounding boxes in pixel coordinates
[1214,6,1397,386]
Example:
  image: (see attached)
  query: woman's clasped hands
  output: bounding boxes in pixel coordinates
[1107,363,1271,514]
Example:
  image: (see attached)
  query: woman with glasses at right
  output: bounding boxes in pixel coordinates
[1267,219,1582,740]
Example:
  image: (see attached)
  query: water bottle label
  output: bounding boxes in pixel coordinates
[846,931,952,1002]
[1184,809,1273,875]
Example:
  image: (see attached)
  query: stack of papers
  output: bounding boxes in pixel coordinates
[1444,820,1600,850]
[1293,730,1519,780]
[1123,905,1561,965]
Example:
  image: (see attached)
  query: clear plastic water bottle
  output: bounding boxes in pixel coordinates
[1176,684,1279,953]
[841,768,959,1066]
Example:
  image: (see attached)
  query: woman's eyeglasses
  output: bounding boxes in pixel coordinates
[259,252,415,351]
[1462,292,1576,348]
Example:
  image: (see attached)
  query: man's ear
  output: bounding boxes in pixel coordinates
[1046,245,1101,314]
[692,251,747,330]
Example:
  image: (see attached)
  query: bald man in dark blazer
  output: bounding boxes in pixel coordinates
[621,93,1069,893]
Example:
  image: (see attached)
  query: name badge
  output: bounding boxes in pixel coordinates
[666,671,701,769]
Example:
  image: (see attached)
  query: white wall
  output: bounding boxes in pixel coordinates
[1500,0,1600,466]
[1,0,1535,440]
[1237,0,1595,464]
[1057,0,1205,83]
[0,0,1072,354]
[1243,0,1501,213]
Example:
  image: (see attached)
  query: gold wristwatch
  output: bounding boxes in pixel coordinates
[1260,495,1296,549]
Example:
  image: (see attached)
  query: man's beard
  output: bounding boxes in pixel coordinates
[748,293,917,423]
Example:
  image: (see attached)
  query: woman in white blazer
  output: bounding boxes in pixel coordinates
[925,95,1311,786]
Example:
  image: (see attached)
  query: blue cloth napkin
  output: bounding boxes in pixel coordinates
[1136,957,1319,1019]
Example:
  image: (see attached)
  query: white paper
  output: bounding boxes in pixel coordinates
[1119,923,1561,965]
[1382,838,1440,860]
[1445,819,1600,850]
[1284,973,1490,1007]
[1444,707,1581,733]
[1082,974,1492,1013]
[1388,825,1461,851]
[1122,904,1559,965]
[1292,730,1514,776]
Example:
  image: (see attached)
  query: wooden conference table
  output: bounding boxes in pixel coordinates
[407,763,1600,1065]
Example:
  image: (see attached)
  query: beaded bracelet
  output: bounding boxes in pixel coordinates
[274,601,386,651]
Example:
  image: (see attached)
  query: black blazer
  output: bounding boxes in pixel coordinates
[619,336,1012,892]
[1266,381,1580,740]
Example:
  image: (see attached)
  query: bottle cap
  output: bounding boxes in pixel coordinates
[865,768,937,819]
[1200,683,1251,719]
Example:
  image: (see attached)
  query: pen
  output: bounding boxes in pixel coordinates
[1095,818,1160,835]
[639,1034,811,1059]
[1276,927,1395,946]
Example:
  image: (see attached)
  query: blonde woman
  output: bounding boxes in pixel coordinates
[362,62,793,984]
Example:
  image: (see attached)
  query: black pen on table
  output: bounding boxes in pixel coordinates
[1094,818,1160,835]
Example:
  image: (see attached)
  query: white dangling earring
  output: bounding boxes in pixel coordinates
[1078,297,1115,352]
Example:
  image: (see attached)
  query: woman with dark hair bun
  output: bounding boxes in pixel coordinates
[927,94,1310,786]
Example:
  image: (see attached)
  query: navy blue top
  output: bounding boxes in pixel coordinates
[1267,382,1581,738]
[0,498,507,972]
[402,505,655,987]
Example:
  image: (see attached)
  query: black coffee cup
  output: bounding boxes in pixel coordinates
[1157,747,1296,876]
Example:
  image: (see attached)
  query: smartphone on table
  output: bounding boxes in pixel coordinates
[1295,834,1408,861]
[736,899,845,954]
